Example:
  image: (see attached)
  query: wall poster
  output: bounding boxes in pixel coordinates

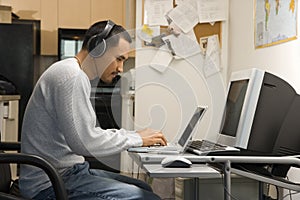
[255,0,297,48]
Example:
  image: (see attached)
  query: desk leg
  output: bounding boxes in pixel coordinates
[194,177,199,200]
[259,182,264,200]
[224,160,231,200]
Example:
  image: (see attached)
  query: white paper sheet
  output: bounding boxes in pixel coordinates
[197,0,227,23]
[144,0,173,26]
[166,3,199,33]
[162,33,201,59]
[150,46,173,73]
[203,35,221,77]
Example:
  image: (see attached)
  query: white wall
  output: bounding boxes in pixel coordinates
[228,0,300,93]
[228,0,300,197]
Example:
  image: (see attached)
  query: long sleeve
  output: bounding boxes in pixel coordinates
[21,58,142,171]
[54,68,142,157]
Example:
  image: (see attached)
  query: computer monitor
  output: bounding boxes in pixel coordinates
[270,95,300,177]
[217,68,265,148]
[273,95,300,156]
[218,68,296,155]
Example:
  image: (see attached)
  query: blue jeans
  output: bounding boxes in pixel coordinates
[34,162,161,200]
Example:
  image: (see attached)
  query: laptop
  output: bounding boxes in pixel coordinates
[127,106,207,154]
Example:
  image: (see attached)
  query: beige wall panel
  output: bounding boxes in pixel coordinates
[58,0,90,28]
[41,0,58,55]
[91,0,124,26]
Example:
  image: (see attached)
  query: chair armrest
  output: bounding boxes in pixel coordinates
[0,142,21,151]
[0,153,68,200]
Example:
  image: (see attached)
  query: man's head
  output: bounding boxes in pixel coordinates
[82,20,132,55]
[81,20,132,83]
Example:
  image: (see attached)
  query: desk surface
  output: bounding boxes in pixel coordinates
[129,152,222,179]
[0,95,20,101]
[143,164,221,178]
[129,151,207,165]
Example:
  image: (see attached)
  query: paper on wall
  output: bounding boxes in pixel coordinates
[203,35,221,77]
[162,33,201,59]
[175,0,197,7]
[144,0,173,26]
[150,45,173,73]
[166,3,199,33]
[197,0,227,23]
[137,25,161,43]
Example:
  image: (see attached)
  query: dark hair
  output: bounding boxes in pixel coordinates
[82,20,132,51]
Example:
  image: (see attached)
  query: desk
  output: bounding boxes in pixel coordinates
[183,155,300,199]
[129,152,221,199]
[129,152,259,200]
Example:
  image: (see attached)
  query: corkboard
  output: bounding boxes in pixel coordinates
[193,22,221,45]
[141,0,222,46]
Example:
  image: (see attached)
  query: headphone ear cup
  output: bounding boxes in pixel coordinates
[88,37,107,58]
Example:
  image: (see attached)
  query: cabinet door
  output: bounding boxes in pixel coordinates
[1,0,41,19]
[58,0,91,28]
[41,0,58,55]
[90,0,125,26]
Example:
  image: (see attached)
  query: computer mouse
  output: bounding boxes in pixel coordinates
[161,156,192,168]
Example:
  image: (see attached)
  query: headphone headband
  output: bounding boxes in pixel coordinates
[87,20,116,57]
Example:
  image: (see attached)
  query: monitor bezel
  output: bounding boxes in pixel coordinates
[217,68,265,149]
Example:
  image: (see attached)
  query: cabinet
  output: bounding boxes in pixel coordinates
[0,23,35,138]
[1,0,133,55]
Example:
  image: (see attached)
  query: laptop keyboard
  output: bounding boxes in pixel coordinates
[188,140,227,151]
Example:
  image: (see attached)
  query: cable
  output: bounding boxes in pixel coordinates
[137,165,140,180]
[220,172,240,200]
[281,176,292,200]
[276,175,300,200]
[280,191,300,200]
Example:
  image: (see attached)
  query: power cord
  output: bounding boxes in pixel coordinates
[220,172,240,200]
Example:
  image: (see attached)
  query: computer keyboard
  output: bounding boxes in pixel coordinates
[188,140,227,151]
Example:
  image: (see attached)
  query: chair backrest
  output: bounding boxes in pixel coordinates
[0,151,12,193]
[0,130,12,193]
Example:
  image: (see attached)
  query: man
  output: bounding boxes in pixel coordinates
[19,20,167,200]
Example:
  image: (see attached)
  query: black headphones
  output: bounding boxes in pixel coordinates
[87,20,116,58]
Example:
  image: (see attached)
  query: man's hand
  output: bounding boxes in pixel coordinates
[137,128,167,147]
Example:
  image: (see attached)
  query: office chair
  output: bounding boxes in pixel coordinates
[0,141,68,200]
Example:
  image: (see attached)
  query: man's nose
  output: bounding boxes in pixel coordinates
[117,62,124,73]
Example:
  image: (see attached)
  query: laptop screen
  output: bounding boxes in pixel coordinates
[178,106,206,147]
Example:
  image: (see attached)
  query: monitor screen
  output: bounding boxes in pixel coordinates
[221,79,249,137]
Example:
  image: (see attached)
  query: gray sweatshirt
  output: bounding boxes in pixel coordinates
[19,58,142,198]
